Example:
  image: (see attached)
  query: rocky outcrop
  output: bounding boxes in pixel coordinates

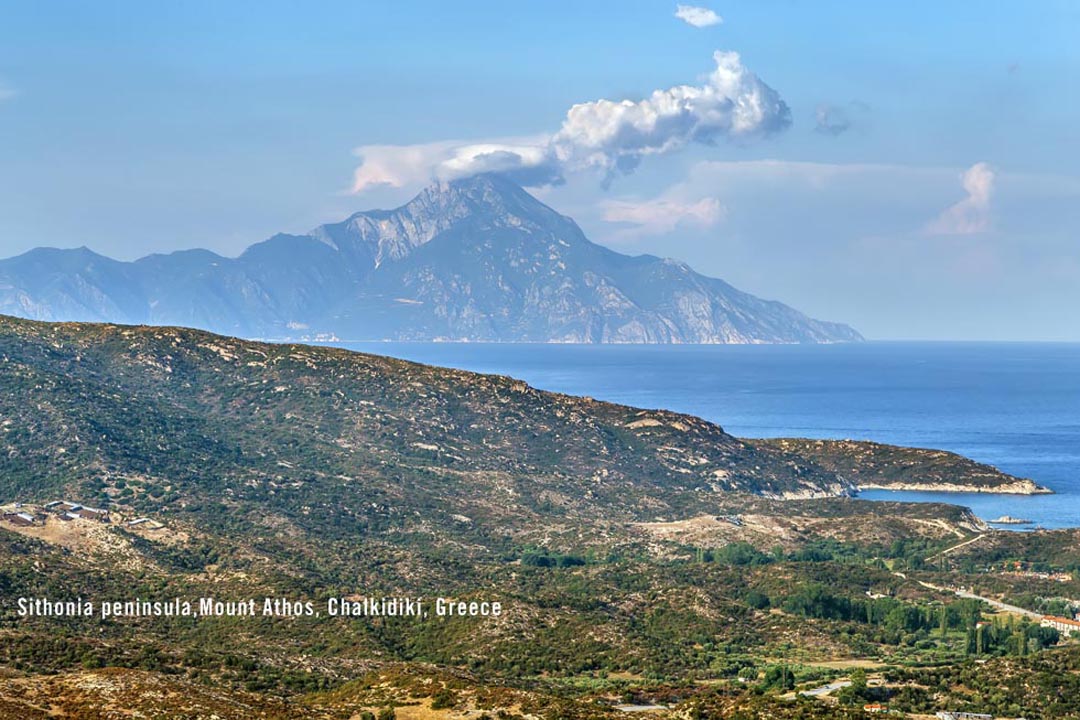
[755,438,1052,495]
[989,515,1034,524]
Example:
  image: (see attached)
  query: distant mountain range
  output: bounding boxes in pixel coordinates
[0,174,862,343]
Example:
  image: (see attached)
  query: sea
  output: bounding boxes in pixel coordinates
[333,341,1080,530]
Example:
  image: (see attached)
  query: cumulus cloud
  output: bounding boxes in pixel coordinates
[926,162,995,235]
[675,4,723,28]
[602,197,725,237]
[350,50,790,193]
[550,51,790,182]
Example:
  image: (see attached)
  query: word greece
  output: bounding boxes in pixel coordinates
[16,596,502,620]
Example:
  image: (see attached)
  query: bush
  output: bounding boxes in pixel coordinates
[744,590,770,610]
[431,687,456,710]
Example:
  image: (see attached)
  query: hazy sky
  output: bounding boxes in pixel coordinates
[1,1,1077,340]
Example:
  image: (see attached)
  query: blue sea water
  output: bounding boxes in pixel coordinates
[333,342,1080,529]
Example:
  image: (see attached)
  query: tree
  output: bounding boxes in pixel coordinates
[431,688,456,710]
[838,669,869,705]
[761,665,794,691]
[744,590,770,610]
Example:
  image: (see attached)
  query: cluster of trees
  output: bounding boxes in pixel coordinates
[781,585,980,629]
[963,617,1059,657]
[885,646,1080,717]
[519,549,587,568]
[775,583,1060,656]
[692,537,954,570]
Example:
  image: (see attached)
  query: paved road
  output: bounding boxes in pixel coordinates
[902,575,1043,620]
[952,586,1042,619]
[799,680,852,697]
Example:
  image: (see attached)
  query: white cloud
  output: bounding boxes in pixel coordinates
[602,197,725,238]
[436,140,564,187]
[351,141,460,192]
[926,162,995,235]
[550,51,789,182]
[675,5,723,28]
[350,138,558,194]
[350,50,790,193]
[0,80,16,102]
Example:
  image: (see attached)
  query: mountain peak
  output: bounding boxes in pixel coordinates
[306,173,578,267]
[406,172,561,224]
[440,171,521,194]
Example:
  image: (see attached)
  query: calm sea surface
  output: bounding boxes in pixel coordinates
[332,342,1080,529]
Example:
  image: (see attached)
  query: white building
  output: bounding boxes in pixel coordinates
[1041,615,1080,637]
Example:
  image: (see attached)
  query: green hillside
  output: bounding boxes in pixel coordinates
[1,315,1078,718]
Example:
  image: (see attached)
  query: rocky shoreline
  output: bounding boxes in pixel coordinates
[755,438,1053,497]
[988,515,1035,524]
[855,479,1052,496]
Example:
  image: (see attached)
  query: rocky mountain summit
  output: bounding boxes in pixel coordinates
[0,174,861,343]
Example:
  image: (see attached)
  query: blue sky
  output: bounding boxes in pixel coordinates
[1,1,1078,340]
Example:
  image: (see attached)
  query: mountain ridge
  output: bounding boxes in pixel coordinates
[0,174,862,344]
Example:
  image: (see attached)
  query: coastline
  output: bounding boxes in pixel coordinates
[854,480,1053,496]
[856,487,1076,530]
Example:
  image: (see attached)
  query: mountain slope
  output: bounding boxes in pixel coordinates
[0,315,854,536]
[0,174,861,343]
[0,315,1033,539]
[757,438,1050,495]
